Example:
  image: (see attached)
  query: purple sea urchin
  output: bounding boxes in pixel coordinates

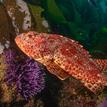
[3,49,45,100]
[4,49,18,85]
[16,58,45,100]
[3,49,16,63]
[99,97,107,107]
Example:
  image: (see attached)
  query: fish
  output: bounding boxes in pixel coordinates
[94,59,107,71]
[15,31,107,93]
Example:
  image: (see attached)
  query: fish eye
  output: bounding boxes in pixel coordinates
[28,34,32,38]
[22,35,30,41]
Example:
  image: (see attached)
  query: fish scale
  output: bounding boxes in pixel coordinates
[94,59,107,71]
[54,53,104,93]
[54,41,106,93]
[15,31,107,93]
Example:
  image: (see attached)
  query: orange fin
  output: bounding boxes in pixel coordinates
[46,62,69,80]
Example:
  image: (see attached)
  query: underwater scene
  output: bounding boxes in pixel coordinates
[0,0,107,107]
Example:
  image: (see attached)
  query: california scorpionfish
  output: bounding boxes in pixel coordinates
[15,31,107,93]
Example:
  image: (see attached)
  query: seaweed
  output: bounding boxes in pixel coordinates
[41,0,107,56]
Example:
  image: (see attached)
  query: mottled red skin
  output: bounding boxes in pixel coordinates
[94,59,107,71]
[15,31,107,93]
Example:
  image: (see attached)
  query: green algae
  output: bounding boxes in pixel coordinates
[28,3,50,32]
[101,27,107,33]
[41,0,107,58]
[43,0,66,23]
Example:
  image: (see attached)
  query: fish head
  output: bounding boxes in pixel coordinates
[15,31,46,62]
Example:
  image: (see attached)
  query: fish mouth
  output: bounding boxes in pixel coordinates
[15,35,24,50]
[15,36,20,46]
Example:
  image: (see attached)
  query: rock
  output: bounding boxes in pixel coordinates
[28,4,50,33]
[58,78,97,107]
[0,83,14,103]
[3,0,35,34]
[0,4,15,51]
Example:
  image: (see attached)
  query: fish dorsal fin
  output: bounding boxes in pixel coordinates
[46,61,69,80]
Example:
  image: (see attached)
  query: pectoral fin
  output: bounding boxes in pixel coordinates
[46,62,69,80]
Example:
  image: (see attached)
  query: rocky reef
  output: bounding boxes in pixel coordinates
[0,0,107,107]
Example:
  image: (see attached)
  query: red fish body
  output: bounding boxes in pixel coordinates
[15,31,107,93]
